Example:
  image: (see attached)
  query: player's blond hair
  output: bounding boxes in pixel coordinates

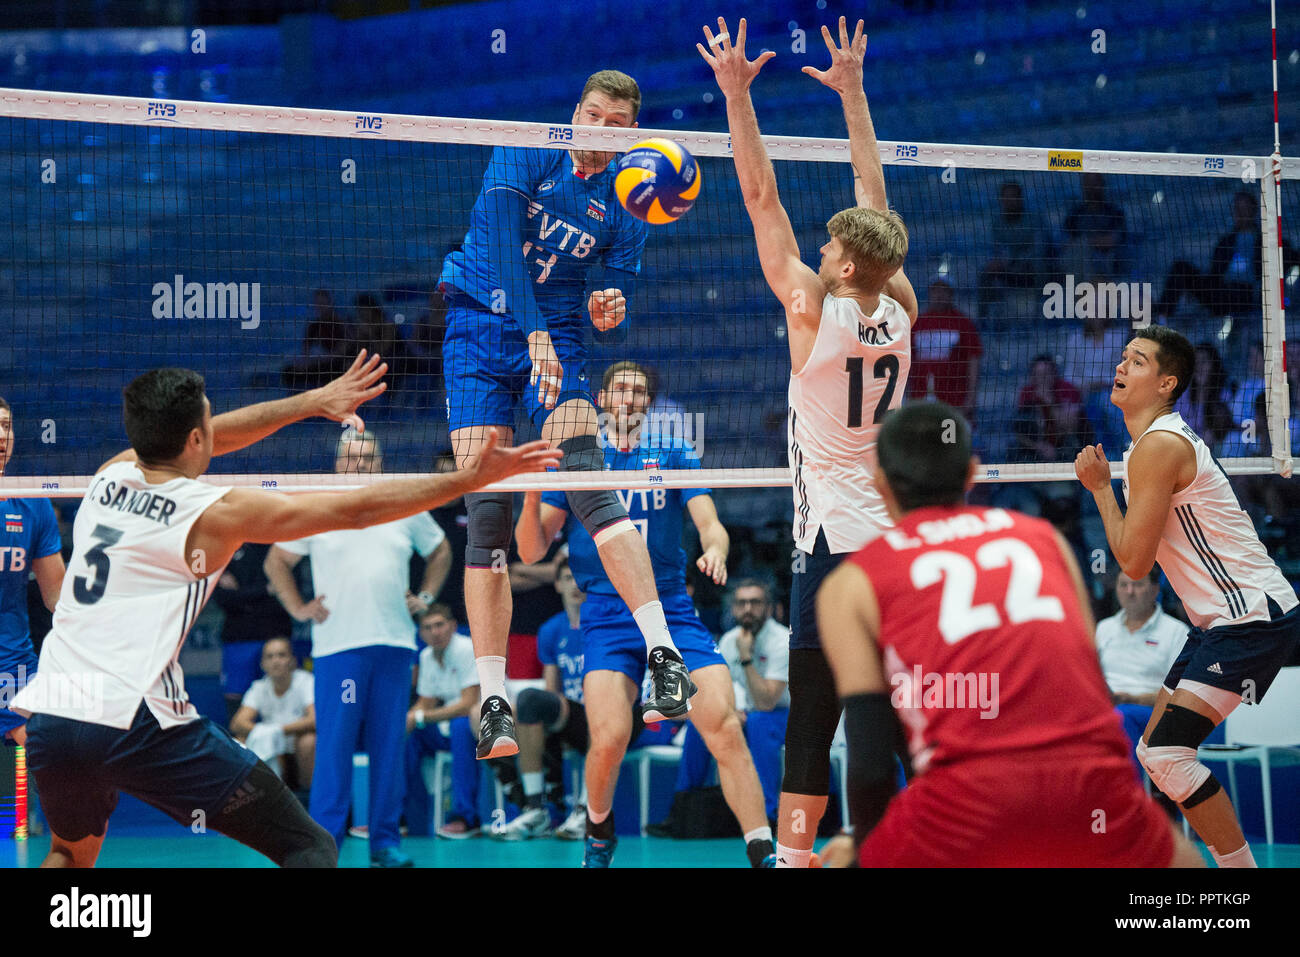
[580,70,641,120]
[826,207,909,291]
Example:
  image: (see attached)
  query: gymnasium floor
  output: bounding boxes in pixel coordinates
[4,827,1299,867]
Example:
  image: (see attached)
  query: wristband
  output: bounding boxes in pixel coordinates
[414,709,426,729]
[417,591,435,605]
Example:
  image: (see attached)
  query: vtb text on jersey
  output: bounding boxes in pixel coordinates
[11,462,231,729]
[788,292,912,554]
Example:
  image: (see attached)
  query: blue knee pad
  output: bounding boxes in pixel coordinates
[465,492,513,568]
[559,435,627,537]
[516,687,563,726]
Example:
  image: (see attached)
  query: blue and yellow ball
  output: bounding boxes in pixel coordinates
[614,138,701,225]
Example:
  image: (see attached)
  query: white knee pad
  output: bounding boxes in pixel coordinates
[1139,744,1212,804]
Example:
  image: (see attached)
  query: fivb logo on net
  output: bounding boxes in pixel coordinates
[152,274,260,329]
[1041,275,1153,328]
[596,410,706,455]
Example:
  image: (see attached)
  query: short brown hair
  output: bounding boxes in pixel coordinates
[580,70,641,120]
[420,602,455,624]
[601,360,656,404]
[826,207,909,291]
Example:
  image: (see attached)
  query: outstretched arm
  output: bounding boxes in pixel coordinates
[698,17,823,326]
[804,18,917,320]
[97,351,387,472]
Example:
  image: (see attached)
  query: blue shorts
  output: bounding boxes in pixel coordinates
[1165,601,1300,703]
[581,591,725,689]
[790,529,848,651]
[441,290,593,433]
[25,702,258,841]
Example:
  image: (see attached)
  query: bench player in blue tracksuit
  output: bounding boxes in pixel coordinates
[515,361,774,867]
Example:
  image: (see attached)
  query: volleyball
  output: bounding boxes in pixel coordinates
[614,138,702,225]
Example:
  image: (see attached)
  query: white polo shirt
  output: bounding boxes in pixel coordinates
[241,669,314,726]
[717,618,791,711]
[277,514,444,658]
[1095,606,1188,697]
[416,633,478,703]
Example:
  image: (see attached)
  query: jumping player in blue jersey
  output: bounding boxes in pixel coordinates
[0,398,66,750]
[440,71,697,760]
[515,361,774,867]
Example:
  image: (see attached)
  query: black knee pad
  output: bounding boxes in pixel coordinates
[1147,704,1217,749]
[465,491,513,567]
[558,435,628,537]
[214,761,337,868]
[781,650,842,795]
[516,687,563,726]
[1181,776,1223,810]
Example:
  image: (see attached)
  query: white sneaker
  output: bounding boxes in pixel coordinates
[492,805,552,841]
[555,806,586,841]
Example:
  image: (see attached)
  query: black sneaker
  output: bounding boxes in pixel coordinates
[642,647,696,722]
[476,696,518,760]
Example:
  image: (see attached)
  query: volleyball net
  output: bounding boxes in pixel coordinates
[0,87,1294,497]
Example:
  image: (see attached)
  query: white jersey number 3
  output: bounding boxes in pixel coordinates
[909,538,1065,644]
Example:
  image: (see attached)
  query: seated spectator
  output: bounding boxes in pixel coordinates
[213,541,297,716]
[1154,190,1299,321]
[651,579,789,830]
[1174,342,1234,453]
[229,637,316,790]
[1061,173,1128,281]
[280,289,354,389]
[977,180,1048,318]
[353,292,411,386]
[1010,354,1091,463]
[907,279,982,422]
[1057,311,1130,453]
[1094,571,1187,786]
[493,558,591,841]
[402,605,481,839]
[1219,338,1267,458]
[406,289,447,390]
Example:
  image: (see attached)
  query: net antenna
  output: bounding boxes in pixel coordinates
[1266,0,1292,479]
[0,86,1294,497]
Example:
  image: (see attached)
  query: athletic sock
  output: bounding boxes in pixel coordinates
[1211,843,1257,868]
[744,825,773,845]
[775,843,812,869]
[475,656,507,705]
[586,807,615,840]
[632,601,680,658]
[522,771,545,809]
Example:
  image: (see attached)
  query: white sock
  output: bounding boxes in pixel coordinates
[522,771,544,797]
[632,601,679,657]
[1211,843,1257,868]
[475,656,507,706]
[775,843,812,868]
[587,806,610,824]
[744,826,773,845]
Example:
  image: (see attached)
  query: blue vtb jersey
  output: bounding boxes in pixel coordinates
[0,498,61,667]
[536,610,584,703]
[543,445,709,600]
[440,146,647,323]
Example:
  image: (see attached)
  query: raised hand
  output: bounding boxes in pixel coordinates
[696,17,776,99]
[1074,443,1113,492]
[467,428,563,488]
[312,350,388,432]
[802,17,867,95]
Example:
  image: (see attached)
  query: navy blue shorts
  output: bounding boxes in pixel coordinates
[581,590,725,689]
[1165,601,1300,703]
[790,529,848,651]
[441,290,592,433]
[25,703,258,841]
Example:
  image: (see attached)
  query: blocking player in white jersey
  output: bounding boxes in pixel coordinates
[699,16,917,866]
[1075,325,1300,867]
[11,353,561,867]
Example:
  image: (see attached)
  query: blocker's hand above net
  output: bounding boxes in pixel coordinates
[801,16,867,95]
[697,17,775,98]
[311,349,388,432]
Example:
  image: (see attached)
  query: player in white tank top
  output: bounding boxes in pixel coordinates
[700,16,919,868]
[1075,326,1299,869]
[788,291,912,554]
[1121,411,1297,632]
[11,354,562,867]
